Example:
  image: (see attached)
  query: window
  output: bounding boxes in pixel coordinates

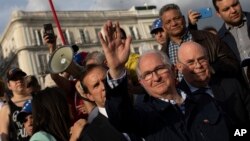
[95,28,101,43]
[37,54,48,75]
[153,45,160,50]
[11,38,16,50]
[62,29,72,45]
[79,29,90,43]
[34,29,43,46]
[129,26,140,40]
[133,47,140,54]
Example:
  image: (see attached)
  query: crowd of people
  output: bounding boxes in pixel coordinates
[0,0,250,140]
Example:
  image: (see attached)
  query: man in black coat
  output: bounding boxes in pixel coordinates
[99,20,231,141]
[176,41,250,139]
[71,106,128,141]
[69,64,140,141]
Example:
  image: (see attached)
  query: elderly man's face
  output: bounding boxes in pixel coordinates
[138,53,175,98]
[161,9,186,38]
[177,43,211,87]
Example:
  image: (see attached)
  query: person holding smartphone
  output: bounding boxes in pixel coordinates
[160,3,240,82]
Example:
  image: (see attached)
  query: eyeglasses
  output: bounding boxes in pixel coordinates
[179,57,208,68]
[10,76,24,81]
[140,65,169,81]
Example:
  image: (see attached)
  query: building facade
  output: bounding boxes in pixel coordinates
[0,6,161,88]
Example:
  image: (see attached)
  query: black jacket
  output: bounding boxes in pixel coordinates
[78,112,128,141]
[178,77,250,140]
[178,77,250,128]
[105,77,230,141]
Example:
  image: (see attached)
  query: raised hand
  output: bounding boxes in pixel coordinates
[99,20,132,79]
[43,34,57,54]
[188,9,200,25]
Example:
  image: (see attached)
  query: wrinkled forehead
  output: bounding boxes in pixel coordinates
[179,46,207,61]
[87,66,106,78]
[162,9,182,18]
[139,54,165,70]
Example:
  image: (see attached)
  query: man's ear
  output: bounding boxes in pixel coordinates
[7,82,11,90]
[163,26,167,32]
[86,93,95,102]
[138,78,145,88]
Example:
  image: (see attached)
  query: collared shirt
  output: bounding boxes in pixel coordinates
[185,79,214,97]
[106,70,187,114]
[226,15,250,61]
[226,15,250,83]
[168,29,192,81]
[87,106,99,123]
[98,107,108,118]
[159,89,187,114]
[88,107,109,123]
[168,29,193,65]
[106,70,126,89]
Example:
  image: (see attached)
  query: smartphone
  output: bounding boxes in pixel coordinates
[43,23,55,43]
[197,7,213,19]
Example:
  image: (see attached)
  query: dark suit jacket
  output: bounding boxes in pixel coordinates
[78,110,128,141]
[218,12,250,86]
[178,77,250,129]
[105,76,230,141]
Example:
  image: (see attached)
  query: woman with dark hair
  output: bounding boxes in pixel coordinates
[30,87,72,141]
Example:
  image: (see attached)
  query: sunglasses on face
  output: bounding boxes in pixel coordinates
[10,76,24,81]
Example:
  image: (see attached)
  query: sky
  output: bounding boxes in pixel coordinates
[0,0,250,36]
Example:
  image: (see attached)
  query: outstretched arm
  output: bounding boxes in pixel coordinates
[44,34,73,94]
[98,20,132,79]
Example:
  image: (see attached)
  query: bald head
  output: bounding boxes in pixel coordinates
[177,41,207,62]
[177,41,210,87]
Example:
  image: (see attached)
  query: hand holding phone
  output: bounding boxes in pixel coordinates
[43,23,55,43]
[197,7,213,19]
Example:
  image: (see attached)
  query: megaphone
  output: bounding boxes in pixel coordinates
[48,46,84,79]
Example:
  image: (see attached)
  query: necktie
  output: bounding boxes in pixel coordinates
[193,87,208,95]
[193,87,214,97]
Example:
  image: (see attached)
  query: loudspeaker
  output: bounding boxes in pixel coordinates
[48,46,84,79]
